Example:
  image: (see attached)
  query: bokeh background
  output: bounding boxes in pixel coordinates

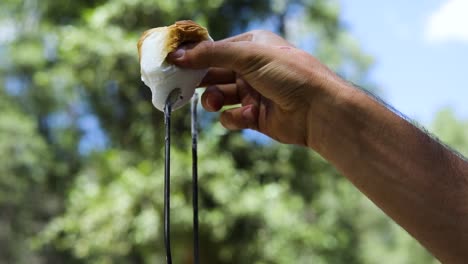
[0,0,467,263]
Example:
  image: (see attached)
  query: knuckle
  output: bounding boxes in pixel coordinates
[198,40,214,52]
[235,43,264,75]
[185,40,215,68]
[201,41,216,62]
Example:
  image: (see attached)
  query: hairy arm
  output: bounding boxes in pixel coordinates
[308,80,468,263]
[168,31,468,263]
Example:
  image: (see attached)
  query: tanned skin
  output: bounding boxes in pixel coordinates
[167,30,468,264]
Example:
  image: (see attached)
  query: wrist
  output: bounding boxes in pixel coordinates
[305,75,357,152]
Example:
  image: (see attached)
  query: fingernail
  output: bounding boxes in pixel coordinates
[169,48,185,59]
[206,94,220,111]
[242,105,254,121]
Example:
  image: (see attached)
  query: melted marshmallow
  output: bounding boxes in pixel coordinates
[139,26,211,112]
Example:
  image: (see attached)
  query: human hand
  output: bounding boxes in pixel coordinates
[168,30,343,146]
[167,29,468,264]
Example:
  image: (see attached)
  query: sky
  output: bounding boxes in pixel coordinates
[340,0,468,124]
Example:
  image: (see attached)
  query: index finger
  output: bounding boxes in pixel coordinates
[199,68,236,87]
[167,40,266,73]
[219,32,254,43]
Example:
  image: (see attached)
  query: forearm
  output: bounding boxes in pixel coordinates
[307,80,468,263]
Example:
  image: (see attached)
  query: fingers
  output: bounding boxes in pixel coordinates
[199,68,236,86]
[236,78,259,106]
[201,84,240,112]
[220,104,258,130]
[167,40,264,73]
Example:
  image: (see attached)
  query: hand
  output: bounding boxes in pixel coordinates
[168,30,342,146]
[170,31,468,263]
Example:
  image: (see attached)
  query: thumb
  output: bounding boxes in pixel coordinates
[167,41,265,74]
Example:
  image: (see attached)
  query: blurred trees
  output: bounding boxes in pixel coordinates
[430,108,468,157]
[0,0,464,263]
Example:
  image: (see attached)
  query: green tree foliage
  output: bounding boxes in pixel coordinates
[430,108,468,157]
[1,0,457,263]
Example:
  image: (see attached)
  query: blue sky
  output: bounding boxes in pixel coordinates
[340,0,468,124]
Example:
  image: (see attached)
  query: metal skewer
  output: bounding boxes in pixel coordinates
[191,94,200,264]
[163,88,181,264]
